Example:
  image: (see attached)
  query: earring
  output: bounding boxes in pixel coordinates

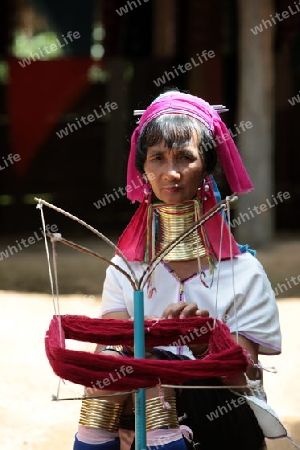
[203,180,210,201]
[198,178,210,201]
[143,183,152,203]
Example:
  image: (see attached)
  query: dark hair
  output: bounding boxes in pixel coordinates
[135,114,217,175]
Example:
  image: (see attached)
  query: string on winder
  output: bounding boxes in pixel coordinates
[34,194,262,401]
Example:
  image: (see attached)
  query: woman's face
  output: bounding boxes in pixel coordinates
[143,131,205,204]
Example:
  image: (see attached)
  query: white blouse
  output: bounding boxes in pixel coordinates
[101,252,281,357]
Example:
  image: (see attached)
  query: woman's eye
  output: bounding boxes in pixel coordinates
[179,154,193,161]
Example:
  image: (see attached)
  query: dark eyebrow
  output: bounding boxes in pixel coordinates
[147,146,194,156]
[175,148,194,154]
[147,148,166,156]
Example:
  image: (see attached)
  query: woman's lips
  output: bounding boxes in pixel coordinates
[163,185,181,192]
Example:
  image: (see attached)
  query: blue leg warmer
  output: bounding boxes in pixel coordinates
[73,435,120,450]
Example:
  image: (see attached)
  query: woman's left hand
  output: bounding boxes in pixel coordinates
[162,302,209,319]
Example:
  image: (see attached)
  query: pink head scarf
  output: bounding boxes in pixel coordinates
[127,91,253,203]
[118,91,253,261]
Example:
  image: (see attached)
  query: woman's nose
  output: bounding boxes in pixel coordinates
[163,160,181,180]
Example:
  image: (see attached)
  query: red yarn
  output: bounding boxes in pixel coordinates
[60,315,217,346]
[45,316,249,390]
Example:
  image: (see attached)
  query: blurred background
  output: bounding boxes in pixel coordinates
[1,0,300,294]
[0,2,300,449]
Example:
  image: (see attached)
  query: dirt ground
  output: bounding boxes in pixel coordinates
[0,290,299,450]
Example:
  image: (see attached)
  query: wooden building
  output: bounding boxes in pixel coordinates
[0,0,299,245]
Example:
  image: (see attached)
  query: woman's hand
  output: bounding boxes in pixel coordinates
[162,302,210,319]
[162,302,210,356]
[144,315,160,321]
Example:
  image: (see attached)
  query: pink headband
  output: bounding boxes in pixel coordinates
[127,92,253,203]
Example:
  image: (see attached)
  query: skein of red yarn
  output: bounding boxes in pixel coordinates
[45,315,249,390]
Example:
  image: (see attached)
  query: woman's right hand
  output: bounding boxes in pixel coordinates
[162,302,210,319]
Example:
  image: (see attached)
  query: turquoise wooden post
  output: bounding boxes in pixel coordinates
[134,290,147,450]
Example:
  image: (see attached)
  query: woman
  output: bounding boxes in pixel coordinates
[73,90,281,450]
